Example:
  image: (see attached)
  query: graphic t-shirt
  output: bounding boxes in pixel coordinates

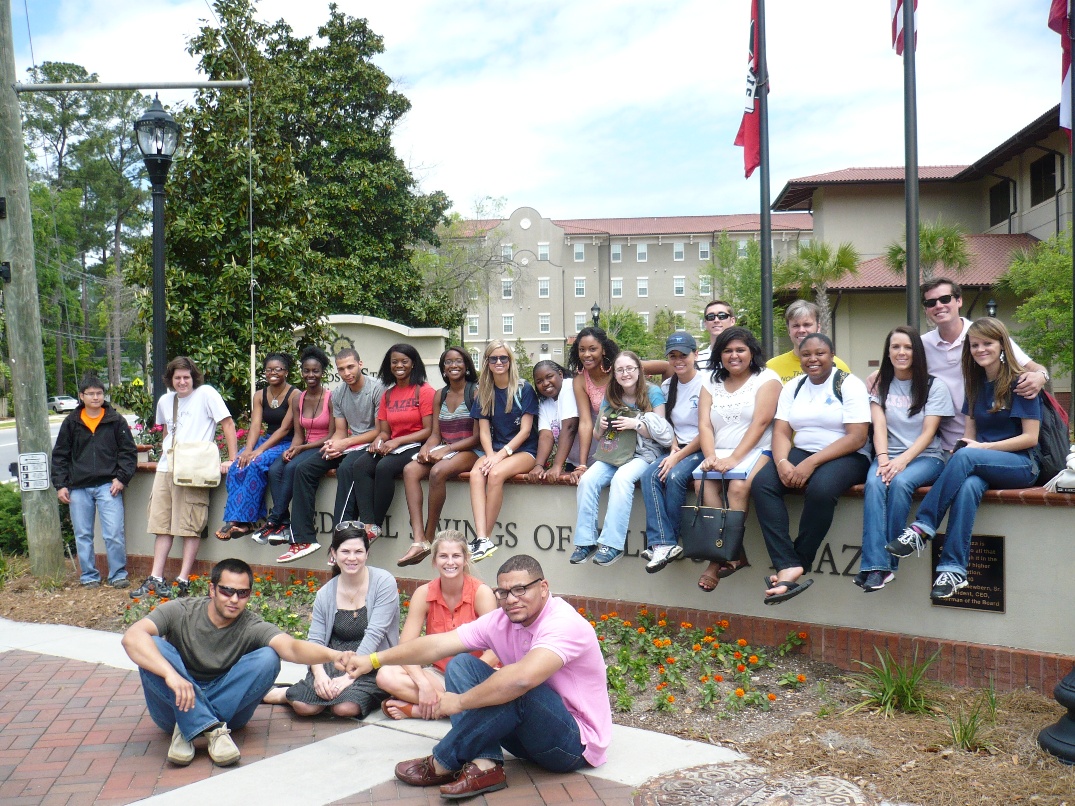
[870,376,954,460]
[377,383,435,440]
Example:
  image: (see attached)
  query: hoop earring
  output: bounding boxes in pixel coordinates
[601,356,612,373]
[1000,351,1006,364]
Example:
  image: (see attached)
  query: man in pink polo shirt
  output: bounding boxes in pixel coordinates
[339,554,610,800]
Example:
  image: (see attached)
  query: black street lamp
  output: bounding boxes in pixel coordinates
[986,298,998,318]
[590,301,601,327]
[134,95,180,406]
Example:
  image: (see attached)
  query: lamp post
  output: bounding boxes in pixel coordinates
[134,95,180,406]
[986,298,998,318]
[590,301,601,327]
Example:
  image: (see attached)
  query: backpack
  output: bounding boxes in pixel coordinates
[1035,390,1071,486]
[793,368,850,402]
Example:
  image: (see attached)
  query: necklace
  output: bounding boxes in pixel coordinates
[301,387,324,427]
[268,384,290,409]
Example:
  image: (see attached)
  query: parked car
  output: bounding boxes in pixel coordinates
[48,395,78,413]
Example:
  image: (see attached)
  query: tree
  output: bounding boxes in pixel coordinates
[777,240,860,337]
[1003,227,1071,374]
[599,307,659,358]
[698,232,781,337]
[652,309,686,346]
[513,338,534,380]
[885,217,970,282]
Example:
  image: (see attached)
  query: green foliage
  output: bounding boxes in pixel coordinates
[1003,226,1072,373]
[844,647,939,716]
[0,485,28,556]
[885,217,970,281]
[777,240,860,336]
[110,380,155,428]
[513,338,534,380]
[703,233,782,338]
[652,309,687,346]
[599,307,660,358]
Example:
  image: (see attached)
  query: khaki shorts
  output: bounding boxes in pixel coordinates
[147,471,210,537]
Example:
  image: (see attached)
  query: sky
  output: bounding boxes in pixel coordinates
[10,0,1064,220]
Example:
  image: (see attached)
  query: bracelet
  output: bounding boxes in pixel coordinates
[778,458,791,465]
[369,652,381,670]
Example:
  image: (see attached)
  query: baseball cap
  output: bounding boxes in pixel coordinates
[664,331,698,355]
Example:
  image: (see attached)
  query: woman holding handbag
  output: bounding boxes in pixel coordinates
[130,357,237,600]
[751,333,870,605]
[694,327,782,591]
[570,351,673,567]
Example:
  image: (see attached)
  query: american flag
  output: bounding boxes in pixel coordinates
[891,0,917,55]
[1049,0,1072,132]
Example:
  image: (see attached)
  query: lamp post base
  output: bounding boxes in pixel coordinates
[1037,666,1075,765]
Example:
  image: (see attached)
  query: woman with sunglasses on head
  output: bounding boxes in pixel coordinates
[885,318,1041,601]
[529,361,580,483]
[468,341,539,563]
[251,346,333,546]
[263,523,399,718]
[399,348,481,567]
[567,326,620,482]
[377,530,498,720]
[854,326,953,593]
[571,351,673,567]
[346,344,435,545]
[216,353,297,541]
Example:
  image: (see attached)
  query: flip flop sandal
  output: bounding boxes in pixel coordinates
[697,570,720,592]
[717,551,751,578]
[763,578,814,605]
[397,542,433,567]
[215,523,242,541]
[380,699,415,720]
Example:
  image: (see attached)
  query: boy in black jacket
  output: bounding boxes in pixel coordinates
[52,376,138,588]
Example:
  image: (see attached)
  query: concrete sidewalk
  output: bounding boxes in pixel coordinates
[0,618,901,805]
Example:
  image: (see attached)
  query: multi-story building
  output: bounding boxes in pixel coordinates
[460,206,813,365]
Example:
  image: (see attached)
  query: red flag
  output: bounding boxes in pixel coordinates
[891,0,917,55]
[734,0,760,179]
[1049,0,1072,133]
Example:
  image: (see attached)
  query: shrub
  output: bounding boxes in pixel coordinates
[0,483,28,555]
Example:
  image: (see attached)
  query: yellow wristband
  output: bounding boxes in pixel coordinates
[369,652,380,670]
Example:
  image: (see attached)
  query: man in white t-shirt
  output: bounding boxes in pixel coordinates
[695,299,737,369]
[920,278,1047,451]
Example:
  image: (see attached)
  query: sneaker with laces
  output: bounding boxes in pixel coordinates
[80,580,101,588]
[276,543,322,563]
[267,524,292,546]
[172,579,190,598]
[593,545,624,567]
[365,524,382,544]
[469,537,497,562]
[167,724,195,766]
[204,722,240,766]
[640,548,653,562]
[851,571,869,588]
[645,544,683,574]
[885,526,928,558]
[130,575,165,599]
[109,577,131,589]
[862,570,895,592]
[250,520,279,545]
[930,571,968,600]
[569,544,598,564]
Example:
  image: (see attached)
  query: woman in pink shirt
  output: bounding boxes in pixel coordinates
[377,530,498,719]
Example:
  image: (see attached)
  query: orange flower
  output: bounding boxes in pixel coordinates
[768,692,777,701]
[797,674,806,683]
[703,635,715,644]
[680,621,692,629]
[657,665,666,674]
[704,626,714,635]
[285,590,293,597]
[149,605,156,611]
[735,688,745,697]
[639,607,649,616]
[598,636,605,642]
[748,655,759,665]
[737,638,748,647]
[699,675,710,683]
[692,644,702,652]
[713,674,724,682]
[652,639,662,647]
[590,620,597,627]
[666,695,675,704]
[189,574,200,581]
[659,611,667,618]
[255,591,262,597]
[656,681,667,691]
[720,619,730,629]
[638,627,646,634]
[609,611,618,618]
[600,614,609,621]
[577,607,586,615]
[737,663,746,673]
[623,621,632,627]
[159,597,170,604]
[733,651,742,660]
[662,638,673,648]
[132,598,141,604]
[665,657,676,665]
[657,619,667,627]
[798,631,808,640]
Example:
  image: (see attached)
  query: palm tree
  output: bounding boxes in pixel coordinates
[885,217,970,281]
[777,240,860,336]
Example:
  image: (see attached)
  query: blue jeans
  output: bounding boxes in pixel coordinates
[641,451,704,549]
[911,447,1036,576]
[69,483,126,584]
[860,455,945,573]
[433,654,588,773]
[140,637,280,742]
[266,447,324,524]
[573,458,650,551]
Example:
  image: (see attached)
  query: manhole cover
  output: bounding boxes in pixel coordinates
[635,761,877,805]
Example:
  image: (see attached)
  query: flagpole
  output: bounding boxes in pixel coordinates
[1069,0,1074,423]
[903,0,920,330]
[757,0,773,358]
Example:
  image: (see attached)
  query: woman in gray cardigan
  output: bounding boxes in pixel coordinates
[263,523,399,717]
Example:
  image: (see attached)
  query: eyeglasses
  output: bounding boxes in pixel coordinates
[704,311,734,322]
[264,367,288,375]
[488,355,510,364]
[216,585,252,599]
[614,366,638,376]
[493,577,544,601]
[334,520,365,533]
[443,359,466,366]
[923,294,956,308]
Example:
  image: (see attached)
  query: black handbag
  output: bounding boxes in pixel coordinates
[679,477,746,563]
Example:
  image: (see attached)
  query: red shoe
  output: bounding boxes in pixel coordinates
[276,543,321,563]
[439,762,507,800]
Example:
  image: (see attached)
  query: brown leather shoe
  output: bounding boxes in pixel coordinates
[439,762,507,800]
[395,755,457,787]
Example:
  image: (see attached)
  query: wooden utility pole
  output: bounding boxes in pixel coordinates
[0,0,64,577]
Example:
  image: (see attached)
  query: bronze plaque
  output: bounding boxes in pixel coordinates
[930,533,1004,612]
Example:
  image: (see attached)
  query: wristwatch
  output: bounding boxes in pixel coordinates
[504,446,514,456]
[1039,368,1050,382]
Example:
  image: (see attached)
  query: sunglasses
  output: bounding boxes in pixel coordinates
[216,585,252,599]
[923,294,956,308]
[704,311,734,322]
[487,355,511,364]
[493,577,544,601]
[334,520,365,533]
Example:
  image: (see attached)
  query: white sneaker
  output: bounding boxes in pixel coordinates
[167,724,194,766]
[469,537,498,562]
[276,542,321,563]
[205,722,240,766]
[645,544,683,574]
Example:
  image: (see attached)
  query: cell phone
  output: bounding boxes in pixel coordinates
[953,439,967,452]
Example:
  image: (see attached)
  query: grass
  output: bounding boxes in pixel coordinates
[843,647,940,716]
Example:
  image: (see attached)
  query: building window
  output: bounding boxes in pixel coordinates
[1030,154,1057,207]
[699,242,711,261]
[574,277,586,297]
[574,313,586,333]
[467,315,479,336]
[470,348,481,364]
[699,275,712,295]
[501,278,513,299]
[737,239,748,258]
[799,237,811,250]
[637,277,648,297]
[537,277,550,298]
[611,243,622,263]
[673,242,684,261]
[673,276,685,296]
[502,244,513,262]
[538,242,549,261]
[640,311,650,328]
[574,243,585,262]
[637,243,648,262]
[502,314,514,335]
[611,278,623,298]
[538,313,551,334]
[468,286,479,301]
[989,182,1012,227]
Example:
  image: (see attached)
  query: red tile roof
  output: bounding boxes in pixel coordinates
[773,166,969,211]
[554,212,813,236]
[827,234,1039,291]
